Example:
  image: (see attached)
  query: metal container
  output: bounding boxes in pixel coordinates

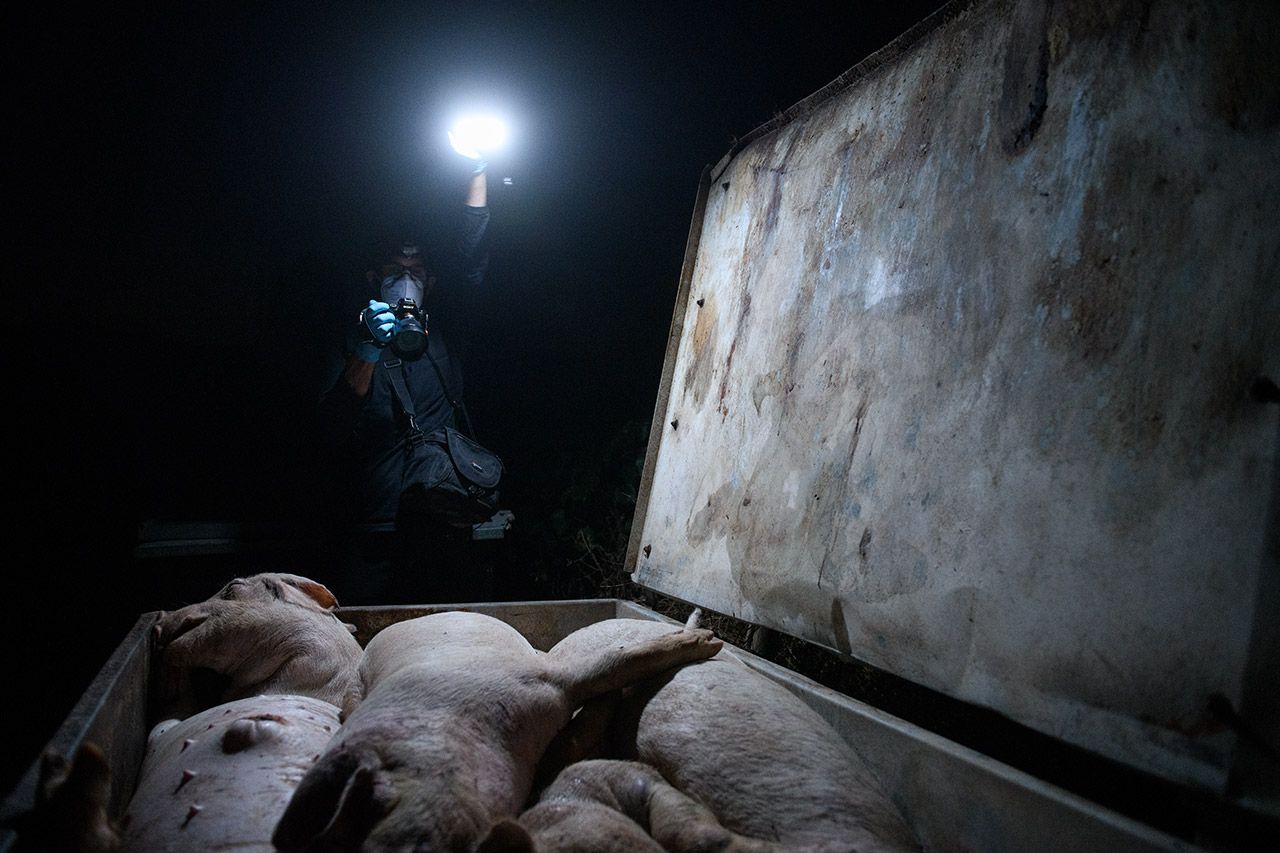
[0,600,1191,852]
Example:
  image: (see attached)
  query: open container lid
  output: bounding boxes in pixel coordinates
[626,0,1279,817]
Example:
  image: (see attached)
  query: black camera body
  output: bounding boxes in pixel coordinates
[390,298,428,359]
[359,298,430,359]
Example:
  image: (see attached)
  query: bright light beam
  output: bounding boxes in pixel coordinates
[448,114,509,159]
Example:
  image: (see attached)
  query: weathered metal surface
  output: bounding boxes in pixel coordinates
[631,0,1280,795]
[0,600,1191,852]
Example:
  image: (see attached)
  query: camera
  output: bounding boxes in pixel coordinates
[359,298,430,359]
[390,298,428,359]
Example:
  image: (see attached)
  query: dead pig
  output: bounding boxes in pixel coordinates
[121,694,342,852]
[152,573,363,718]
[546,617,921,853]
[496,758,785,853]
[272,610,722,851]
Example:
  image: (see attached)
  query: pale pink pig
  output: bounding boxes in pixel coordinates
[151,573,363,719]
[121,694,342,852]
[272,610,722,852]
[546,617,921,853]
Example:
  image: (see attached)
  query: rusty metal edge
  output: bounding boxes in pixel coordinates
[710,0,982,183]
[624,164,714,577]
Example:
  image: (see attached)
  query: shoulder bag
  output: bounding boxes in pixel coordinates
[383,353,504,528]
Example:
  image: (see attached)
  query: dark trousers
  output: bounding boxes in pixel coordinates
[322,519,495,606]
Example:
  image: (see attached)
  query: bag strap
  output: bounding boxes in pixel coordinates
[381,352,423,438]
[380,348,479,440]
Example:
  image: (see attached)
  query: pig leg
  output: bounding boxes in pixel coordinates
[547,627,721,706]
[533,691,623,792]
[17,741,122,853]
[516,759,784,853]
[507,802,662,853]
[646,779,785,853]
[534,625,718,789]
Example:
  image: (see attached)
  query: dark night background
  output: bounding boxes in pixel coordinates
[5,1,951,799]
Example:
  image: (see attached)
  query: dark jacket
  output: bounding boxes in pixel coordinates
[318,204,490,522]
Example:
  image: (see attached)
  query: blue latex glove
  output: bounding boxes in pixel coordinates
[356,300,396,363]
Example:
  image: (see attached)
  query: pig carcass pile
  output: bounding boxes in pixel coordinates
[24,573,921,852]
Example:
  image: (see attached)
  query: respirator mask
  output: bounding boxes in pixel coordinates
[380,270,425,307]
[377,273,428,359]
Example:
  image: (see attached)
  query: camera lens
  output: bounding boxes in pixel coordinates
[392,305,428,359]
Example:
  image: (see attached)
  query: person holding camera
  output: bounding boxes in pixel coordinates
[315,158,492,602]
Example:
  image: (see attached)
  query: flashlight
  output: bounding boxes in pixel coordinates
[448,114,508,159]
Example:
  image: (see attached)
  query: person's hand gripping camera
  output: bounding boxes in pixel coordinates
[356,300,397,363]
[357,299,429,362]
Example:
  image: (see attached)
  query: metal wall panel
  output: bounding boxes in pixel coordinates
[631,0,1280,794]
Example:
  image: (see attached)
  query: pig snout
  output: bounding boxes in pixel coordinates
[151,573,363,719]
[153,608,209,648]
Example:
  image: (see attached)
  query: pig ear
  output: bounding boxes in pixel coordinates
[281,576,340,610]
[474,817,535,852]
[273,751,386,851]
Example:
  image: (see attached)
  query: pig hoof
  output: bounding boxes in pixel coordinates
[681,628,721,648]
